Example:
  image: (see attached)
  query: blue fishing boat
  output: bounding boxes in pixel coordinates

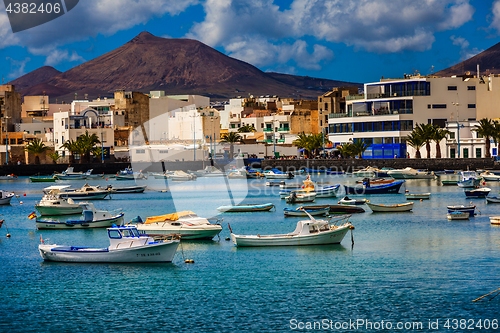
[447,205,476,217]
[464,187,490,198]
[343,180,405,195]
[217,203,275,212]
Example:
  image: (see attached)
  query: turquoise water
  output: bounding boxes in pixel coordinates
[1,175,500,332]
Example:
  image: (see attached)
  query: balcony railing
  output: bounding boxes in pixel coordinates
[277,139,285,143]
[266,139,273,143]
[263,128,273,132]
[329,113,350,118]
[366,90,427,100]
[278,128,290,132]
[345,94,365,101]
[352,109,413,117]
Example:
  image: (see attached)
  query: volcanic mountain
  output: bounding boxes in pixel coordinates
[435,41,500,77]
[9,66,61,90]
[14,32,361,101]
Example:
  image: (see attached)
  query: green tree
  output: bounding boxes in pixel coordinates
[220,132,242,158]
[292,133,313,158]
[406,131,425,158]
[48,151,61,164]
[76,131,101,163]
[350,139,371,158]
[431,126,451,159]
[474,118,495,158]
[60,139,78,164]
[238,125,255,133]
[414,123,434,158]
[336,143,354,159]
[25,139,50,164]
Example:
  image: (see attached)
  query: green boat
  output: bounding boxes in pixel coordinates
[30,176,56,183]
[441,180,458,186]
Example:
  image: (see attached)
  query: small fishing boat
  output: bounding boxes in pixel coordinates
[279,176,339,198]
[36,203,124,230]
[266,181,284,187]
[479,171,500,181]
[58,184,110,200]
[0,190,15,205]
[447,205,476,217]
[366,201,414,212]
[227,169,247,179]
[464,187,491,198]
[30,176,56,183]
[230,214,353,247]
[338,196,367,205]
[189,166,225,177]
[355,177,395,185]
[217,203,275,212]
[0,174,17,180]
[36,185,84,216]
[405,193,431,200]
[441,180,458,186]
[116,167,147,180]
[447,211,470,220]
[135,211,222,240]
[169,170,197,181]
[489,216,500,225]
[403,169,435,179]
[457,171,482,188]
[53,167,93,180]
[486,196,500,203]
[38,225,179,263]
[285,192,316,204]
[264,169,294,179]
[301,205,365,214]
[386,167,417,179]
[343,180,405,195]
[279,183,303,190]
[283,207,330,217]
[152,172,170,179]
[106,185,147,193]
[352,167,377,178]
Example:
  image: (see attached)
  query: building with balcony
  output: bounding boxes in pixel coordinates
[318,87,359,134]
[328,75,478,158]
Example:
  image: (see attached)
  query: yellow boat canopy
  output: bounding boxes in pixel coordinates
[145,211,196,224]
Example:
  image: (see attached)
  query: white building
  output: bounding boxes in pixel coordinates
[328,75,478,158]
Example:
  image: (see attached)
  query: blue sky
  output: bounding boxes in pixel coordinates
[1,0,499,85]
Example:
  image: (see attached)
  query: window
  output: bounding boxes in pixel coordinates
[493,148,498,156]
[463,148,469,158]
[468,104,476,108]
[449,132,455,139]
[477,133,483,139]
[432,104,447,109]
[468,86,476,90]
[159,150,168,154]
[448,86,457,90]
[432,119,447,128]
[476,148,482,158]
[384,137,393,144]
[136,149,145,154]
[261,123,264,128]
[373,137,383,144]
[108,230,122,239]
[450,148,455,158]
[428,104,431,109]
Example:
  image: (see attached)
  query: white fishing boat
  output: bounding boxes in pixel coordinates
[38,225,180,263]
[106,185,147,193]
[404,193,431,200]
[58,183,110,200]
[0,190,14,205]
[366,201,414,212]
[0,174,17,180]
[486,196,500,203]
[457,171,482,188]
[53,167,93,180]
[35,185,84,216]
[338,196,367,205]
[189,166,224,177]
[489,216,500,225]
[230,213,353,247]
[227,169,247,179]
[116,167,147,180]
[464,187,491,198]
[479,171,500,181]
[285,192,316,204]
[283,207,330,217]
[447,211,470,220]
[386,167,417,179]
[279,182,303,190]
[135,211,222,240]
[263,169,293,179]
[352,167,378,178]
[36,202,124,229]
[169,170,197,181]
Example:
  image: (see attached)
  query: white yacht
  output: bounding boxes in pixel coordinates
[35,185,84,216]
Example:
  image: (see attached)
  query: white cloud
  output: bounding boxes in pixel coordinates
[189,0,475,57]
[450,35,483,60]
[28,47,85,66]
[490,0,500,32]
[6,57,31,79]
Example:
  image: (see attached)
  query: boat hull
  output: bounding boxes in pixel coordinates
[35,205,84,216]
[36,214,124,230]
[109,186,147,193]
[486,196,500,203]
[0,196,14,205]
[30,177,56,183]
[447,212,470,220]
[231,224,351,247]
[39,240,179,263]
[59,192,109,200]
[283,208,329,216]
[447,206,475,217]
[217,203,275,212]
[367,202,413,212]
[405,193,431,200]
[301,205,365,214]
[138,225,222,240]
[457,179,482,188]
[344,181,404,194]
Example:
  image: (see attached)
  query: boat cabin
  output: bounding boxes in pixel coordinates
[289,220,330,236]
[107,225,152,249]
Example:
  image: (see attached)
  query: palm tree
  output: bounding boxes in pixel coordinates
[414,123,434,158]
[406,131,425,158]
[25,139,50,164]
[77,131,101,163]
[474,118,495,158]
[336,143,354,159]
[350,139,371,158]
[220,132,242,158]
[238,125,255,133]
[431,126,450,159]
[60,139,78,163]
[293,133,312,158]
[48,151,61,164]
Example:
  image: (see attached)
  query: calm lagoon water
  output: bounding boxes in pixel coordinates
[0,175,499,332]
